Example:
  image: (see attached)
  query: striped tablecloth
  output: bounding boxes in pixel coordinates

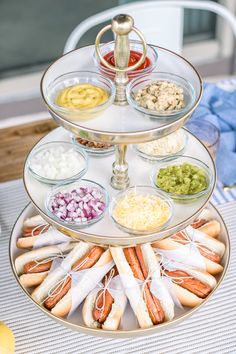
[0,179,236,354]
[212,182,236,205]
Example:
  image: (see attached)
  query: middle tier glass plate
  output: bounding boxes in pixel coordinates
[23,127,216,246]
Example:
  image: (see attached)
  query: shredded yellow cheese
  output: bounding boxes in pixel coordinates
[113,191,171,231]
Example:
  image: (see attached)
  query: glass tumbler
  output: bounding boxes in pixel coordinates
[186,120,220,161]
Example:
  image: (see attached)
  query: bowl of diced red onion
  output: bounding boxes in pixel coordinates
[45,179,109,228]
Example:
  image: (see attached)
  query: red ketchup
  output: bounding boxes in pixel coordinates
[101,50,151,76]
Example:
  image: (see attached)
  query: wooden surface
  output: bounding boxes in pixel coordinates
[0,119,57,182]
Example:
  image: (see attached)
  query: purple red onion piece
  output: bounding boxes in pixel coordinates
[48,186,106,224]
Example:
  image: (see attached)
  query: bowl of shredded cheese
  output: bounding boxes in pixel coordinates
[110,186,173,235]
[133,129,188,162]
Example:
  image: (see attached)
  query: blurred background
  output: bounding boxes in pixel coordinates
[0,0,235,124]
[0,0,236,183]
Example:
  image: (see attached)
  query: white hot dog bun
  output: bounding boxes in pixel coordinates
[17,227,72,249]
[31,242,92,304]
[155,254,217,307]
[110,245,175,328]
[82,278,127,330]
[195,229,225,257]
[19,271,49,288]
[153,228,224,275]
[51,249,113,318]
[198,220,221,238]
[171,284,203,307]
[17,235,41,249]
[23,215,46,228]
[140,243,175,322]
[110,247,153,328]
[196,209,212,223]
[15,243,75,275]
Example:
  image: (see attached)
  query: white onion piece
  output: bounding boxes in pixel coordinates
[30,146,85,180]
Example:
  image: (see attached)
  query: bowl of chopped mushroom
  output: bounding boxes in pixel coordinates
[126,72,196,118]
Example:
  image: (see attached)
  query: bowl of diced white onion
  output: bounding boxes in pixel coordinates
[27,141,88,185]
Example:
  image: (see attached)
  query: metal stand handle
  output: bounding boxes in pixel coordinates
[95,14,147,190]
[95,14,147,105]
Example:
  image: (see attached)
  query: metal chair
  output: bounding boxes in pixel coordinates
[63,0,236,55]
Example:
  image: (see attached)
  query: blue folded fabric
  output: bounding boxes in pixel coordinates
[190,82,236,186]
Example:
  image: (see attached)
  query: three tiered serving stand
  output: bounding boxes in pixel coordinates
[10,15,230,337]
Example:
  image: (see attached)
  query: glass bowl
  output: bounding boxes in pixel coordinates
[109,186,173,235]
[45,71,116,121]
[27,141,88,185]
[126,72,196,118]
[94,40,158,80]
[132,128,188,163]
[186,120,220,161]
[151,156,213,202]
[71,135,115,157]
[45,179,109,229]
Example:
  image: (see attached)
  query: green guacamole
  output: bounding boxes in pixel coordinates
[156,163,208,195]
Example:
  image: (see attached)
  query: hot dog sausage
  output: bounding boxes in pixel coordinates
[92,268,117,323]
[124,247,164,325]
[23,225,49,237]
[24,260,52,274]
[165,270,212,298]
[135,246,165,323]
[44,246,104,310]
[172,232,221,263]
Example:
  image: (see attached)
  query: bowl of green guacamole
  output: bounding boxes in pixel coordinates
[151,156,213,202]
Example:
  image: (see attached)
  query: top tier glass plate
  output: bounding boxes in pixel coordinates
[41,45,202,144]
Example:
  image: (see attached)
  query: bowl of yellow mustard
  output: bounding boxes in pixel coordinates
[46,71,116,121]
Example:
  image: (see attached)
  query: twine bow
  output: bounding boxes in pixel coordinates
[42,256,89,305]
[158,254,193,284]
[171,227,215,257]
[31,223,49,237]
[94,268,116,313]
[28,250,65,272]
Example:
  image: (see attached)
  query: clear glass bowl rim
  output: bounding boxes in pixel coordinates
[132,128,188,161]
[45,70,116,114]
[45,178,109,228]
[27,141,88,184]
[126,71,196,117]
[109,185,174,235]
[93,39,158,76]
[151,155,214,199]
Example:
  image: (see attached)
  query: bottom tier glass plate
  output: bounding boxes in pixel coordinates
[9,202,230,338]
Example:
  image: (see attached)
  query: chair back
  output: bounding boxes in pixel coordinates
[63,1,236,55]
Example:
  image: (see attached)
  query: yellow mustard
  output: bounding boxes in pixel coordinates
[56,84,109,110]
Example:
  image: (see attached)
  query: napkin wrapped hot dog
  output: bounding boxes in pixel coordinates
[153,226,225,275]
[110,244,175,328]
[17,214,72,249]
[31,242,114,318]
